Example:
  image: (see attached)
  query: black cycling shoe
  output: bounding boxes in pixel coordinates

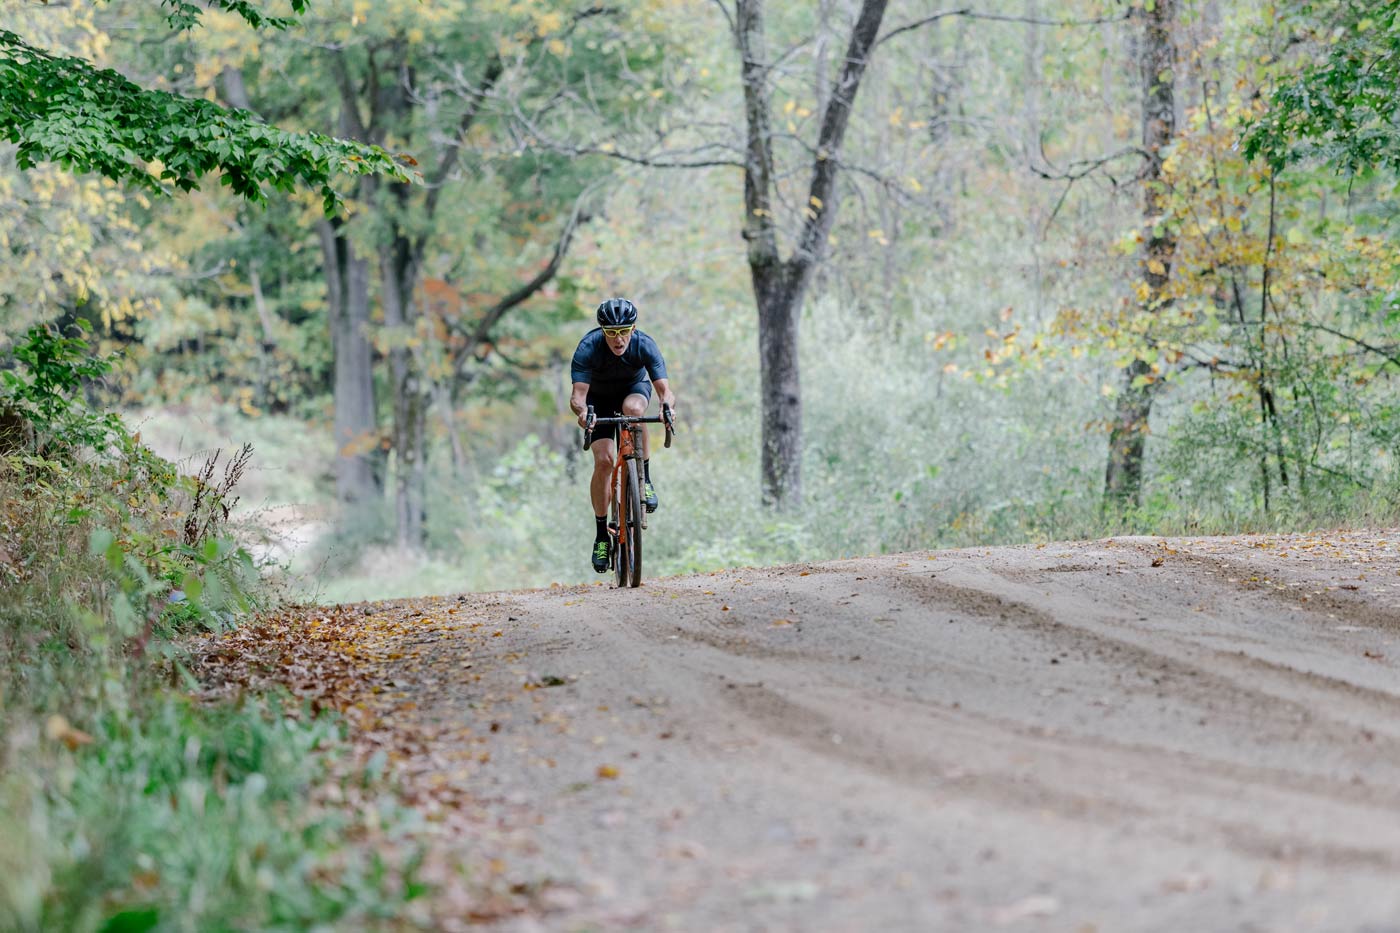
[591,539,610,573]
[642,481,658,513]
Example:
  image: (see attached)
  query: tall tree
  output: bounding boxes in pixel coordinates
[215,2,642,547]
[319,212,383,506]
[1104,0,1178,506]
[729,0,890,509]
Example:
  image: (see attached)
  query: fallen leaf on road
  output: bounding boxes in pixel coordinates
[993,895,1059,924]
[596,764,620,779]
[1162,872,1211,893]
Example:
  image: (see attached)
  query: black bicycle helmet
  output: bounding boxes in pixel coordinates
[596,297,638,327]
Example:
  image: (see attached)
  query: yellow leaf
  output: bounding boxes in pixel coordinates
[1146,259,1166,275]
[597,764,620,779]
[46,715,94,750]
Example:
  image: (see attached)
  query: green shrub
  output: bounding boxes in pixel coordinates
[1,324,429,930]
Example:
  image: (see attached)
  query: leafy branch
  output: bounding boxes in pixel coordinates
[0,29,415,214]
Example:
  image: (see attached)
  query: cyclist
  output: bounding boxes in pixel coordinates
[569,297,677,573]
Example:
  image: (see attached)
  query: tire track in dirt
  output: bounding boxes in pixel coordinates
[897,560,1400,746]
[644,561,1400,781]
[638,567,1400,863]
[712,678,1400,874]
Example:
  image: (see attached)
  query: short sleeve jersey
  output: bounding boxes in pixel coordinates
[570,328,668,387]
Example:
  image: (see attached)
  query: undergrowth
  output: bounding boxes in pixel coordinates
[0,324,426,931]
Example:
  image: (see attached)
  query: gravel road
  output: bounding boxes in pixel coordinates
[371,531,1400,931]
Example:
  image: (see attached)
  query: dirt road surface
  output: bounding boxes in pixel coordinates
[345,531,1400,931]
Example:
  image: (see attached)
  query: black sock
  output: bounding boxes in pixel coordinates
[595,515,608,542]
[643,458,651,483]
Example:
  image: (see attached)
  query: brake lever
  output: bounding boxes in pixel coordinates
[582,404,596,451]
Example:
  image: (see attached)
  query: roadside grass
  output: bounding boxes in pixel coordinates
[1,328,430,931]
[2,691,426,933]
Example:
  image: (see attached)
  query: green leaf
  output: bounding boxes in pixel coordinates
[99,907,160,933]
[88,527,116,558]
[180,572,204,602]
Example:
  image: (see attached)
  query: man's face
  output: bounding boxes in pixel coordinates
[603,325,634,355]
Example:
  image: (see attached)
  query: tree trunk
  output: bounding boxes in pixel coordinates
[1104,0,1178,507]
[754,266,803,508]
[380,231,428,549]
[318,217,382,506]
[735,0,890,510]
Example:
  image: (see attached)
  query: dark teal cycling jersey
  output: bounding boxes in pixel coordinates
[570,328,668,387]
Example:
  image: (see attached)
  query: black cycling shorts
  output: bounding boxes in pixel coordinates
[586,379,652,447]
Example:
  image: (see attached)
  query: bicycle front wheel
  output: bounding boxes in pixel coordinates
[613,466,629,588]
[626,458,643,587]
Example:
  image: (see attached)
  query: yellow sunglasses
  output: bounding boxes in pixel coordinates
[602,326,634,338]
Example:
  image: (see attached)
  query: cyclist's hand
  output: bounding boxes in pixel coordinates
[577,413,589,429]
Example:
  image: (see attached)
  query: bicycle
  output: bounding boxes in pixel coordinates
[583,403,675,587]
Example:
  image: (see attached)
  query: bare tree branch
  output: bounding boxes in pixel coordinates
[1030,144,1148,232]
[711,0,737,37]
[450,187,598,381]
[791,0,888,270]
[422,56,503,218]
[877,7,1132,48]
[1301,322,1400,373]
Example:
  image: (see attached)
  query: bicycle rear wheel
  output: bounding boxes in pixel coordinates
[626,458,643,587]
[613,467,629,588]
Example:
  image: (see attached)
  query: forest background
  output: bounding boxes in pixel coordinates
[15,0,1400,602]
[5,0,1400,927]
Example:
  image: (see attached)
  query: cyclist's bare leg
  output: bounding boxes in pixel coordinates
[590,438,617,517]
[621,393,660,511]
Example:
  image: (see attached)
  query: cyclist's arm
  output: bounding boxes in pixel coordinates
[652,377,676,414]
[570,381,591,427]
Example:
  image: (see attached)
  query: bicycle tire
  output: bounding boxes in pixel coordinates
[613,464,629,588]
[626,458,643,587]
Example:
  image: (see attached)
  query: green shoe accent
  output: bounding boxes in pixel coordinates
[642,481,658,513]
[591,540,610,573]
